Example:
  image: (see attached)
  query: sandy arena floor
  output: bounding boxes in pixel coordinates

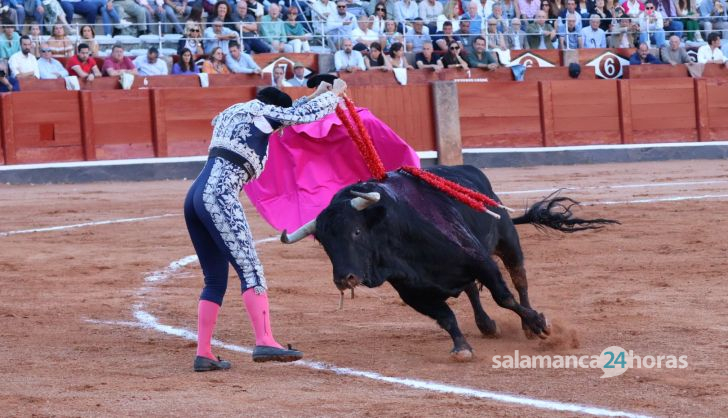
[1,160,727,417]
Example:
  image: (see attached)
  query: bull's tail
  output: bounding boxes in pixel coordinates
[511,191,620,233]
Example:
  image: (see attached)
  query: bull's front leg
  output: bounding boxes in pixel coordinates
[394,286,474,362]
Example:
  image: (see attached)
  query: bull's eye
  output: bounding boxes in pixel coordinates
[353,228,361,237]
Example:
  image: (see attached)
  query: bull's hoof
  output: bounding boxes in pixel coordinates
[479,320,501,339]
[523,312,551,340]
[450,349,474,362]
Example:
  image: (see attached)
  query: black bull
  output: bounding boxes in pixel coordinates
[281,165,617,361]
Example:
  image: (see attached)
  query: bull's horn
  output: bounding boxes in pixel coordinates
[280,218,317,244]
[350,191,380,211]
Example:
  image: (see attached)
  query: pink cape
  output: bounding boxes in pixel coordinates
[243,107,421,231]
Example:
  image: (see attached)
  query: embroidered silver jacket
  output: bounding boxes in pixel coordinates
[208,92,340,179]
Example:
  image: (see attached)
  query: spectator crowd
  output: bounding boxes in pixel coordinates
[1,0,728,90]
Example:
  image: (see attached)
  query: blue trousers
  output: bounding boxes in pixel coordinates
[184,155,267,305]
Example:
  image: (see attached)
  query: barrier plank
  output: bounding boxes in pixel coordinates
[347,84,436,151]
[628,78,697,142]
[705,78,728,140]
[161,86,257,156]
[9,91,83,163]
[458,82,542,147]
[91,90,155,159]
[549,79,621,145]
[623,65,689,79]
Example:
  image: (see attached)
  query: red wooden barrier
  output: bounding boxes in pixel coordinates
[703,78,728,141]
[91,89,155,160]
[625,78,698,142]
[458,82,543,148]
[547,79,621,146]
[623,65,689,79]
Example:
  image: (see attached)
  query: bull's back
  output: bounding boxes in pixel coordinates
[424,165,498,200]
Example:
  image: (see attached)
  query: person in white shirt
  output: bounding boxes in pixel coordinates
[419,0,443,33]
[351,15,380,49]
[580,14,607,48]
[8,36,39,79]
[37,44,69,79]
[638,1,667,47]
[326,1,357,48]
[271,65,292,88]
[334,38,367,71]
[394,0,418,23]
[133,47,169,76]
[697,32,727,63]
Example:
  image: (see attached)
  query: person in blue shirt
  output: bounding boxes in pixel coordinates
[629,42,663,64]
[224,40,261,74]
[37,44,70,79]
[171,47,199,74]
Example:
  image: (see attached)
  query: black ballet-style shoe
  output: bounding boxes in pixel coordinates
[193,355,232,372]
[252,344,303,363]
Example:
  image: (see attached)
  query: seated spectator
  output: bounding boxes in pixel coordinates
[138,0,165,36]
[386,41,414,69]
[527,10,557,48]
[334,38,366,72]
[365,41,388,70]
[419,0,443,34]
[0,60,19,92]
[79,25,100,56]
[629,41,663,63]
[113,0,149,36]
[581,14,607,47]
[225,40,260,74]
[163,0,193,34]
[660,34,690,64]
[351,15,379,50]
[67,43,102,81]
[178,21,205,57]
[697,32,726,62]
[505,17,528,49]
[0,0,28,32]
[455,19,474,49]
[394,0,419,26]
[326,1,357,48]
[37,44,69,79]
[260,4,289,52]
[558,0,582,34]
[271,64,290,87]
[0,21,19,60]
[433,20,461,51]
[467,35,499,70]
[541,0,559,31]
[653,0,684,39]
[134,46,169,75]
[102,44,137,76]
[73,0,127,37]
[561,13,580,48]
[8,35,39,78]
[519,0,541,20]
[437,0,461,32]
[370,1,388,34]
[287,62,307,86]
[246,0,265,21]
[207,0,236,30]
[172,47,199,74]
[40,0,72,34]
[415,41,441,70]
[701,0,728,42]
[379,19,403,51]
[638,1,667,47]
[284,6,311,53]
[405,18,431,53]
[204,18,239,55]
[502,0,520,20]
[28,24,41,57]
[201,0,216,14]
[235,0,272,54]
[47,23,73,58]
[484,18,507,50]
[312,0,338,30]
[488,3,510,34]
[676,0,701,42]
[461,2,483,36]
[201,46,230,74]
[622,0,645,18]
[591,0,613,32]
[609,6,637,47]
[438,39,469,69]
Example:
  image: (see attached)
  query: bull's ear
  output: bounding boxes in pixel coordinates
[363,205,386,229]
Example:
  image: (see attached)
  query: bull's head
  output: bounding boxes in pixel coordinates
[281,188,389,291]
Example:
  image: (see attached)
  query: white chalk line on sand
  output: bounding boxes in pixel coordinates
[5,177,728,238]
[85,243,652,418]
[0,214,177,237]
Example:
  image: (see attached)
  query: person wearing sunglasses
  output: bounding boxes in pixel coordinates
[37,43,68,79]
[637,0,667,47]
[438,39,469,69]
[370,1,389,34]
[325,1,357,49]
[178,21,205,57]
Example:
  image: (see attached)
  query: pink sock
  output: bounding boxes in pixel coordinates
[242,289,283,348]
[196,300,220,360]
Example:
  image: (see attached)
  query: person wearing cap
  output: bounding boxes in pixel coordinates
[133,46,169,76]
[185,79,348,371]
[287,62,308,86]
